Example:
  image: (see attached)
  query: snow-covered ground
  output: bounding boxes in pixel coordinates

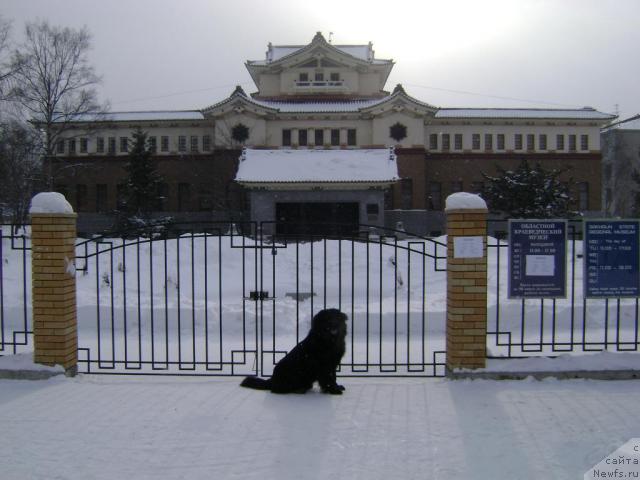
[1,374,639,480]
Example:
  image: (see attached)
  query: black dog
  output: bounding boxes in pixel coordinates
[241,308,347,394]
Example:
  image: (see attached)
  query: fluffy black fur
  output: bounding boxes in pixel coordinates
[241,308,347,394]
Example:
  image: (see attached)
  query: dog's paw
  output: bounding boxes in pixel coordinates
[322,385,345,395]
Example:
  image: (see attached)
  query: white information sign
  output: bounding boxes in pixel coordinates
[525,255,556,276]
[453,236,483,259]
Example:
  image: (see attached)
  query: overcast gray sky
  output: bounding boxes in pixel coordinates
[4,0,639,120]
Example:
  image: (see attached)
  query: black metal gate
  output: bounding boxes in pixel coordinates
[74,221,447,377]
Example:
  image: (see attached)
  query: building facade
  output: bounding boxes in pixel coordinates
[49,32,615,234]
[601,114,640,217]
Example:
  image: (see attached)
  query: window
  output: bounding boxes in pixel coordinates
[526,134,535,151]
[442,134,450,151]
[400,178,413,209]
[428,182,442,210]
[471,181,484,195]
[347,129,356,146]
[497,134,505,150]
[119,137,128,153]
[314,129,324,146]
[68,138,76,155]
[299,72,309,82]
[450,181,463,193]
[282,129,292,147]
[578,182,589,210]
[556,134,565,150]
[568,134,577,152]
[298,129,308,146]
[161,136,169,152]
[539,134,547,151]
[484,134,493,151]
[198,183,213,211]
[148,136,157,152]
[202,135,212,151]
[96,184,108,212]
[155,183,169,211]
[116,184,126,210]
[76,184,87,211]
[97,137,105,153]
[514,134,523,150]
[429,133,438,150]
[108,137,116,154]
[472,133,481,150]
[56,140,65,154]
[330,72,339,82]
[581,134,589,151]
[178,183,191,211]
[330,129,340,146]
[178,135,187,152]
[80,138,88,153]
[366,203,379,220]
[190,135,198,152]
[314,72,324,82]
[454,134,463,150]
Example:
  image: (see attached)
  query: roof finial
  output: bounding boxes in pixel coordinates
[329,32,333,43]
[232,85,246,97]
[393,84,406,94]
[313,31,325,42]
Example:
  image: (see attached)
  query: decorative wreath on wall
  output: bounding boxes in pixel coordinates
[389,122,408,142]
[231,123,250,144]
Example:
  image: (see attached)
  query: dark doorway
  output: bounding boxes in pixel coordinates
[275,202,359,237]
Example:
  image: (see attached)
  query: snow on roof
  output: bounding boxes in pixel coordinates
[61,111,205,123]
[603,114,640,131]
[436,108,615,120]
[265,44,374,63]
[235,148,399,184]
[30,192,74,214]
[250,98,386,113]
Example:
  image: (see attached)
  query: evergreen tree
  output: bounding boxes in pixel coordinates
[482,159,575,218]
[117,129,164,231]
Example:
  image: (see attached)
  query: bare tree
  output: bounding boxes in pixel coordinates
[0,120,41,228]
[0,16,16,101]
[10,20,106,188]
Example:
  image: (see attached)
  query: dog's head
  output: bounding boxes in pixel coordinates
[311,308,347,341]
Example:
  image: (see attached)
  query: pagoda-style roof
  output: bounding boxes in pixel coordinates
[245,32,394,92]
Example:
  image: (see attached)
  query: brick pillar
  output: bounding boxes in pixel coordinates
[31,211,78,374]
[445,202,488,372]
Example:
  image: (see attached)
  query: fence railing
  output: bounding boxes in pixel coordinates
[487,220,639,358]
[0,225,32,356]
[72,221,448,376]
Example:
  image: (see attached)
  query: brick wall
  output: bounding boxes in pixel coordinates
[31,213,78,372]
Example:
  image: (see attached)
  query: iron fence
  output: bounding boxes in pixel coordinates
[487,220,639,358]
[74,221,448,377]
[0,225,32,357]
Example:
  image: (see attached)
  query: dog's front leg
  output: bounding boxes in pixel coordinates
[318,370,345,394]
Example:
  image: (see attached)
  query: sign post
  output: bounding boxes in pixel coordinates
[584,220,640,298]
[508,220,567,299]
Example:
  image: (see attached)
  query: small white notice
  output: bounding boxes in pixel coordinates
[453,236,483,259]
[525,255,555,276]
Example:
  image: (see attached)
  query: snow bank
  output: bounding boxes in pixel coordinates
[445,192,487,211]
[481,351,640,372]
[30,192,74,214]
[0,352,64,373]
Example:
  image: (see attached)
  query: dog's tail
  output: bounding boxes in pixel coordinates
[240,376,272,390]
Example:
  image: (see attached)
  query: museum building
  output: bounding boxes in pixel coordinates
[49,32,616,234]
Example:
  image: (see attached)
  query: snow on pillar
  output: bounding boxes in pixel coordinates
[445,192,488,372]
[29,192,78,375]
